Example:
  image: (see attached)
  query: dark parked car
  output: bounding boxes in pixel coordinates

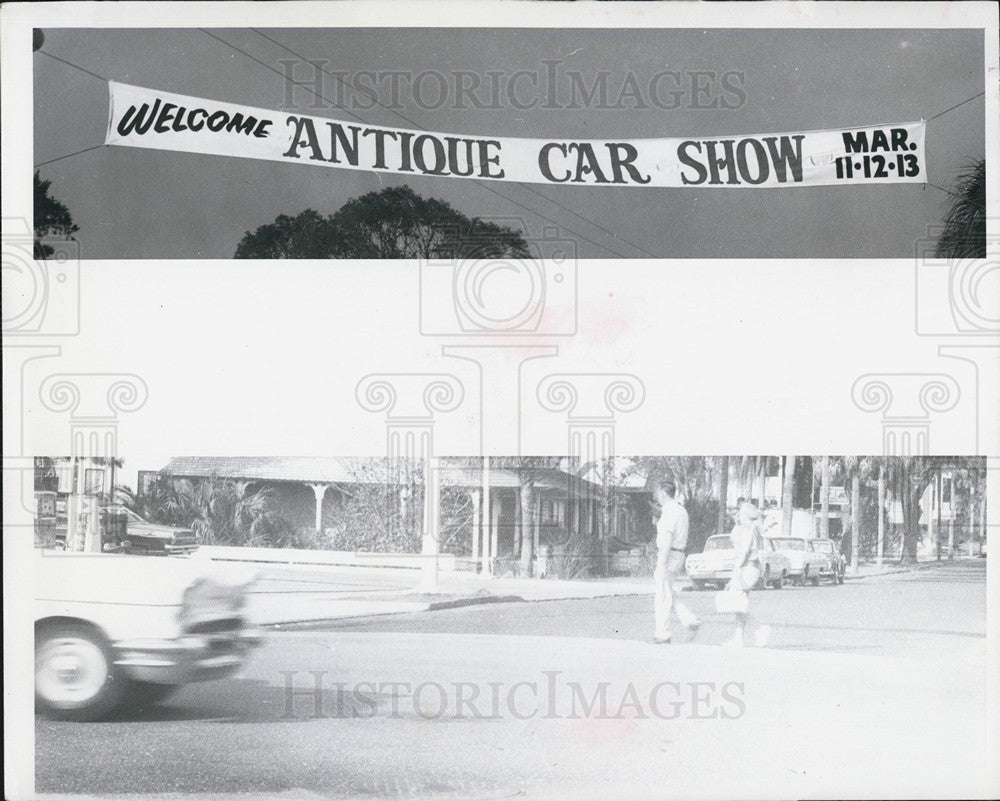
[808,538,846,584]
[103,506,199,555]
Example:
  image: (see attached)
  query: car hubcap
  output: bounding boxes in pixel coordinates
[36,637,108,707]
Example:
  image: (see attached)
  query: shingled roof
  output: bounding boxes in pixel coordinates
[160,457,387,484]
[159,456,612,497]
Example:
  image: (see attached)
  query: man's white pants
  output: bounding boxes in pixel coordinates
[654,550,698,639]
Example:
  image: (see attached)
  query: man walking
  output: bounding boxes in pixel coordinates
[653,479,699,643]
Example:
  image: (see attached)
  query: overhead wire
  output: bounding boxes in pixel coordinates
[33,39,991,230]
[249,28,658,258]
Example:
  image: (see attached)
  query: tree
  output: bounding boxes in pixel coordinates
[235,185,531,259]
[780,456,796,538]
[716,455,730,536]
[935,159,985,259]
[34,171,79,258]
[819,456,831,539]
[885,456,984,563]
[120,473,288,547]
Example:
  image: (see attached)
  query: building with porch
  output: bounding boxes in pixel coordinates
[149,456,655,575]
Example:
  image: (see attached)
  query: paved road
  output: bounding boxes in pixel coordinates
[326,559,988,662]
[35,561,992,800]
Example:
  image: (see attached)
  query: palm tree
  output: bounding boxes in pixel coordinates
[780,456,797,538]
[935,159,986,259]
[119,473,287,547]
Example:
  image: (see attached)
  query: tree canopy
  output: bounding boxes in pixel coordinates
[935,159,985,259]
[34,171,79,259]
[235,185,531,259]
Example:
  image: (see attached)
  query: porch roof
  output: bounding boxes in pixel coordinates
[438,465,604,499]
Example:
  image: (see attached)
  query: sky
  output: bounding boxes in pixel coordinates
[33,27,986,259]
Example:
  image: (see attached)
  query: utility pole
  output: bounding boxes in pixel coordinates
[820,456,831,540]
[935,474,942,561]
[781,456,796,539]
[877,465,886,569]
[717,456,730,536]
[850,473,860,573]
[420,456,440,592]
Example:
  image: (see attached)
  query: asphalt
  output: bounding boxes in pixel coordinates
[34,560,993,799]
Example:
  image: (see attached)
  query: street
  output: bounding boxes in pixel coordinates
[36,560,990,799]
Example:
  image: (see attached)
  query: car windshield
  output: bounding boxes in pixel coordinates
[811,541,833,553]
[774,538,806,550]
[117,507,147,523]
[704,537,732,551]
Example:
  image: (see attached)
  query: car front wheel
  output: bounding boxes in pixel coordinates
[35,622,127,721]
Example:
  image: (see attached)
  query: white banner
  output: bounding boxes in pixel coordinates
[106,81,927,188]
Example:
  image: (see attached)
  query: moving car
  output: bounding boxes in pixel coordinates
[35,551,262,721]
[808,538,846,584]
[770,537,829,586]
[685,534,789,590]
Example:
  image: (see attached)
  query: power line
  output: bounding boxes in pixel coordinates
[35,144,105,169]
[36,36,990,242]
[248,29,651,257]
[199,29,366,126]
[925,181,986,207]
[927,91,986,122]
[38,49,108,83]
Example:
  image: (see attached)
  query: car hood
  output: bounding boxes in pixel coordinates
[688,549,735,566]
[34,552,257,606]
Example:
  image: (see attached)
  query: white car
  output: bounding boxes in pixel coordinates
[685,534,789,590]
[770,537,830,586]
[35,551,262,721]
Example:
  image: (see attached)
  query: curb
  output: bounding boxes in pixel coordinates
[843,560,942,581]
[427,594,525,611]
[261,593,529,629]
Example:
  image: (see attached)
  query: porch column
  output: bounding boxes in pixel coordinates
[947,477,955,559]
[482,456,493,576]
[471,486,481,566]
[308,483,329,533]
[877,468,886,569]
[356,373,464,592]
[490,494,501,570]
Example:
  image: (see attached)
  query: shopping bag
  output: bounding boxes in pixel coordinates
[715,586,749,614]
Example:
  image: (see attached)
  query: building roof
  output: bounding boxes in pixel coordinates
[161,456,611,498]
[161,457,393,485]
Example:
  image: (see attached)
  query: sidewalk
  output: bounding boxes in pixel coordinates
[214,549,953,627]
[244,566,653,626]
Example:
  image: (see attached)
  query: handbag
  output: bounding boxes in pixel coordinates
[715,585,750,614]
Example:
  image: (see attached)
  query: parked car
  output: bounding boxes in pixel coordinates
[685,534,788,590]
[770,537,828,586]
[755,537,792,590]
[35,551,262,721]
[103,505,199,556]
[808,538,846,584]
